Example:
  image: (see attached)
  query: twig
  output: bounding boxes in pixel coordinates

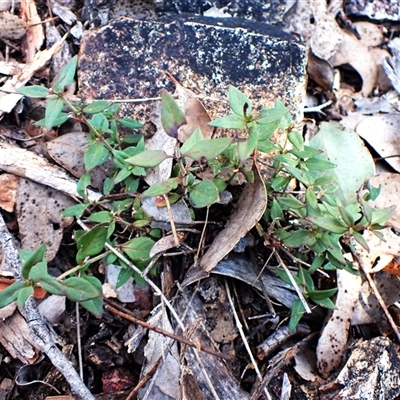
[225,279,271,400]
[0,213,94,400]
[105,303,230,360]
[274,250,311,313]
[163,194,180,247]
[353,250,400,343]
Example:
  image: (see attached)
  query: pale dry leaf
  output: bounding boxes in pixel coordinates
[316,268,362,378]
[145,101,177,186]
[354,228,400,273]
[0,60,24,76]
[353,21,384,48]
[199,166,267,272]
[329,31,378,97]
[383,37,400,95]
[356,114,400,173]
[149,232,185,257]
[310,9,343,61]
[20,0,44,63]
[49,0,76,25]
[366,173,400,231]
[16,178,75,261]
[370,48,394,92]
[0,141,102,202]
[0,36,66,116]
[141,197,193,228]
[139,310,180,399]
[0,173,19,212]
[0,11,26,40]
[0,0,19,12]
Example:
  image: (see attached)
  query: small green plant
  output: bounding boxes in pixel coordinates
[12,56,392,328]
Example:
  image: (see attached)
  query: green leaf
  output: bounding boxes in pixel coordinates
[270,199,283,220]
[77,172,91,198]
[310,216,348,234]
[288,299,306,332]
[90,113,109,131]
[370,206,395,226]
[182,138,232,161]
[117,118,143,129]
[81,296,103,317]
[62,203,89,218]
[62,277,101,302]
[305,158,336,171]
[180,127,204,153]
[308,288,338,301]
[229,86,252,117]
[351,230,369,252]
[125,149,169,168]
[208,114,247,129]
[189,180,219,208]
[238,129,258,161]
[258,105,290,124]
[142,177,180,197]
[76,225,108,263]
[284,229,317,247]
[271,176,290,191]
[256,139,278,153]
[309,255,325,273]
[277,195,305,210]
[18,85,49,98]
[17,286,34,308]
[35,112,69,127]
[338,205,358,227]
[305,187,318,209]
[122,237,155,264]
[45,97,64,130]
[116,267,133,288]
[53,55,78,91]
[309,122,375,203]
[84,141,110,170]
[88,211,114,223]
[288,131,304,151]
[312,297,337,309]
[21,244,46,280]
[161,90,186,138]
[34,274,65,296]
[0,281,25,308]
[363,183,381,201]
[83,100,112,114]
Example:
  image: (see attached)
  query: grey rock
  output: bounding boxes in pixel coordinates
[79,14,306,123]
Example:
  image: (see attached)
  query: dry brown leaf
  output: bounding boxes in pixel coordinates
[316,268,362,378]
[307,50,335,91]
[356,114,400,172]
[16,178,75,261]
[329,31,378,97]
[0,11,26,40]
[20,0,44,63]
[46,131,110,190]
[199,166,267,272]
[366,173,400,231]
[0,173,19,212]
[178,97,213,142]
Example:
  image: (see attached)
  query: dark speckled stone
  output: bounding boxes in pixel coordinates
[79,14,306,123]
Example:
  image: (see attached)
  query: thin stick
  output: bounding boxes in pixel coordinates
[163,194,180,247]
[75,302,84,380]
[274,250,311,313]
[225,279,271,400]
[104,304,230,360]
[353,251,400,343]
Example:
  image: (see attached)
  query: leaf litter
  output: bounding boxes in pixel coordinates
[2,0,400,399]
